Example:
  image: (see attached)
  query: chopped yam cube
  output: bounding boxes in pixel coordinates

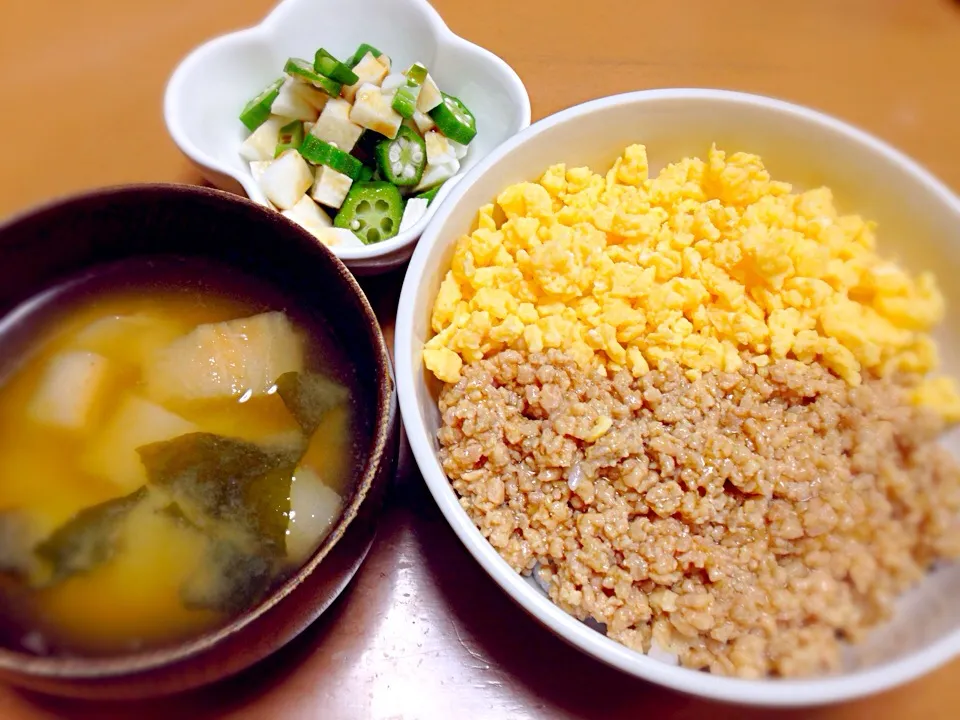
[311,165,353,209]
[342,52,390,103]
[272,77,322,122]
[312,227,366,249]
[250,160,272,184]
[425,130,454,162]
[409,110,436,134]
[143,311,304,404]
[286,465,342,565]
[448,138,469,160]
[309,98,364,152]
[293,82,331,113]
[349,84,402,139]
[415,160,460,193]
[399,197,429,232]
[240,117,284,162]
[258,150,314,210]
[380,72,406,100]
[28,351,110,431]
[414,131,461,192]
[81,396,197,491]
[282,195,333,239]
[417,73,443,112]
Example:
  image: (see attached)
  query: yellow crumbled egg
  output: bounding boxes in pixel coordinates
[423,144,960,419]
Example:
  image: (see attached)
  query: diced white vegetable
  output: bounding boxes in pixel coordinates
[28,351,110,431]
[448,138,469,160]
[293,82,330,113]
[0,511,42,575]
[288,194,333,225]
[342,52,390,102]
[250,160,272,184]
[282,195,333,237]
[380,72,406,100]
[312,227,366,249]
[350,83,403,139]
[258,150,314,210]
[425,130,454,161]
[283,197,356,247]
[410,110,436,134]
[399,197,429,232]
[304,121,315,135]
[417,73,443,112]
[414,131,461,192]
[415,160,460,193]
[272,77,321,122]
[81,396,197,491]
[143,311,303,403]
[251,160,277,211]
[286,466,343,565]
[239,116,284,162]
[310,98,364,152]
[73,314,187,369]
[310,166,353,209]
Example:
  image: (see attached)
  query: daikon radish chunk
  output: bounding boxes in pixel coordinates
[28,351,110,431]
[143,311,303,403]
[81,396,197,491]
[285,465,342,565]
[73,314,185,368]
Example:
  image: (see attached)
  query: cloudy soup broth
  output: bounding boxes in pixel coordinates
[0,257,367,657]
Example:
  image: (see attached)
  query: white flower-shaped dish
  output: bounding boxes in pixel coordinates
[164,0,530,274]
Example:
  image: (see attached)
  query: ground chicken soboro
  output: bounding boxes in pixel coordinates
[437,349,960,678]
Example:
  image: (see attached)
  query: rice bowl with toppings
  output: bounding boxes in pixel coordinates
[395,90,960,703]
[421,142,960,679]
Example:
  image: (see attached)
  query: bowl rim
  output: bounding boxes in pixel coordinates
[395,87,960,707]
[162,0,532,264]
[0,182,396,679]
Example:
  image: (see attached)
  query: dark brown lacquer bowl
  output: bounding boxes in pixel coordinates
[0,184,399,699]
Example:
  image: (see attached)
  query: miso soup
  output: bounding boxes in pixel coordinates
[0,257,368,657]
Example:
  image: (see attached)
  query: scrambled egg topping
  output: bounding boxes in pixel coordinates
[423,144,960,420]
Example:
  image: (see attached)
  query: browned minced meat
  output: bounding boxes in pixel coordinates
[437,349,960,678]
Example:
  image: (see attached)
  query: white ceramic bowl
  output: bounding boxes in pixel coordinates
[164,0,530,275]
[395,88,960,706]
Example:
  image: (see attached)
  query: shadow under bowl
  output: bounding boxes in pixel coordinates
[0,184,399,700]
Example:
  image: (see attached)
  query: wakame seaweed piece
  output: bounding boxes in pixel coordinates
[275,371,350,435]
[34,487,148,582]
[137,433,301,554]
[157,502,204,532]
[180,539,274,615]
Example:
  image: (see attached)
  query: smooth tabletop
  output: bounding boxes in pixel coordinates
[2,1,960,718]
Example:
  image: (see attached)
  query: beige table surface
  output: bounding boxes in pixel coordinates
[1,0,960,718]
